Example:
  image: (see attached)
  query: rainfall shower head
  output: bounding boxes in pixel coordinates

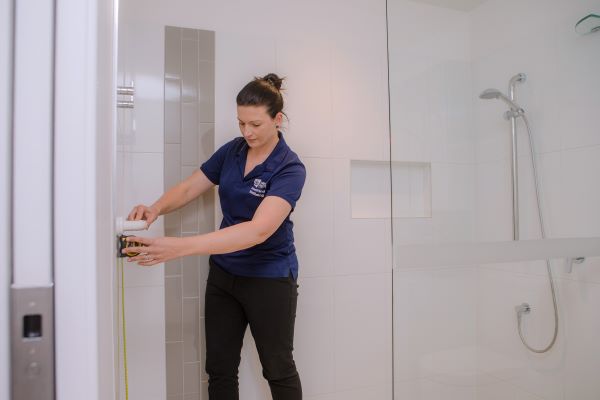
[479,88,524,114]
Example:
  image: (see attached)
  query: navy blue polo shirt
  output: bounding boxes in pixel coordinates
[200,132,306,280]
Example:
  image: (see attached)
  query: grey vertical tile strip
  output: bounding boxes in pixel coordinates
[180,199,199,234]
[165,210,182,236]
[166,27,215,399]
[183,363,201,394]
[198,256,210,317]
[182,254,200,298]
[181,27,198,41]
[199,317,208,381]
[165,277,183,342]
[197,191,215,235]
[165,143,182,187]
[166,342,184,396]
[197,61,215,123]
[181,166,200,233]
[181,39,199,102]
[164,78,182,144]
[165,27,184,397]
[182,298,200,363]
[165,258,182,277]
[181,102,199,166]
[201,381,209,400]
[197,33,215,395]
[198,30,215,62]
[165,26,182,78]
[198,123,214,161]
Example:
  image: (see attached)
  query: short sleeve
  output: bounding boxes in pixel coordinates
[267,162,306,210]
[200,140,235,185]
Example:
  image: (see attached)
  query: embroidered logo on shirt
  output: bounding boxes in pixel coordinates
[249,179,267,198]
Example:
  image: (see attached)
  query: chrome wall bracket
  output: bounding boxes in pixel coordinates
[117,82,135,108]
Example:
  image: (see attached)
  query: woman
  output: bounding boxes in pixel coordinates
[124,73,305,400]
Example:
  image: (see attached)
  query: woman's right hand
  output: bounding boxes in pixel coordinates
[127,204,160,227]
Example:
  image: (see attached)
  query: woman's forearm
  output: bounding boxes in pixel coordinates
[151,182,196,215]
[152,170,215,216]
[181,221,269,256]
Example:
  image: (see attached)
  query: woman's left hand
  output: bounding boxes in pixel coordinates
[123,236,186,266]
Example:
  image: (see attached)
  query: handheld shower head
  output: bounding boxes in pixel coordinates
[479,88,502,100]
[479,88,524,114]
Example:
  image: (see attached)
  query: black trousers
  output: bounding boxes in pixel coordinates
[205,260,302,400]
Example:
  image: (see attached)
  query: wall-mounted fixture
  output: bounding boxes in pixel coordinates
[115,216,146,235]
[117,82,135,108]
[575,13,600,35]
[565,256,586,273]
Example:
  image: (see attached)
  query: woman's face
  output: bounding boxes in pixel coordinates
[237,105,282,149]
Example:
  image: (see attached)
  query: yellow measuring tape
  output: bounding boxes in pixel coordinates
[118,257,129,400]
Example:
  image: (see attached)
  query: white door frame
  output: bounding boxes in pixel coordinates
[1,0,14,398]
[6,0,119,398]
[53,0,118,399]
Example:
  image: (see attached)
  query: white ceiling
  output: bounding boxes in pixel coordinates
[407,0,488,12]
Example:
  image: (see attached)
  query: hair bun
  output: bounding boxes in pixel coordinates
[262,73,284,91]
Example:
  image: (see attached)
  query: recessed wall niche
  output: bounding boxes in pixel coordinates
[350,160,432,219]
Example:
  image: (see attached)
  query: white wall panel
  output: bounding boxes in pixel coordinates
[0,0,13,397]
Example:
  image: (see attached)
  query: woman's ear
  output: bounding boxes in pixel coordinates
[275,112,283,128]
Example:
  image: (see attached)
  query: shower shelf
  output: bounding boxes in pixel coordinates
[394,237,600,269]
[575,13,600,35]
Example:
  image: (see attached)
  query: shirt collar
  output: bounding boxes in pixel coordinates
[236,131,289,172]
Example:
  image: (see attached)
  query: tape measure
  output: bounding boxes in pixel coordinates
[117,234,147,258]
[118,257,129,400]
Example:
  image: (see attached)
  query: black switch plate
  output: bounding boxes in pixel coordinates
[23,314,42,338]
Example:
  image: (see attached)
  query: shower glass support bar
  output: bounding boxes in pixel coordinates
[509,80,519,240]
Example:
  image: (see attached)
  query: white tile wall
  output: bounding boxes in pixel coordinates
[332,159,392,275]
[333,273,392,391]
[476,268,567,400]
[117,17,168,400]
[119,22,165,153]
[121,286,167,400]
[117,0,600,398]
[331,41,389,161]
[471,2,600,398]
[275,39,333,159]
[562,278,600,400]
[120,152,166,287]
[395,377,477,400]
[476,380,545,400]
[402,163,432,217]
[214,31,277,148]
[294,277,336,396]
[350,160,393,219]
[388,1,600,400]
[119,1,393,400]
[394,267,477,382]
[292,158,335,278]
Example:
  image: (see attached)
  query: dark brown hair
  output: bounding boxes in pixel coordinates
[236,73,285,119]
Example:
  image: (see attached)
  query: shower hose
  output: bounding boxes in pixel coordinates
[517,114,559,353]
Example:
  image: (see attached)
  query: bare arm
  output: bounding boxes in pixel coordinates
[127,169,215,225]
[152,169,215,215]
[124,196,293,264]
[183,196,292,255]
